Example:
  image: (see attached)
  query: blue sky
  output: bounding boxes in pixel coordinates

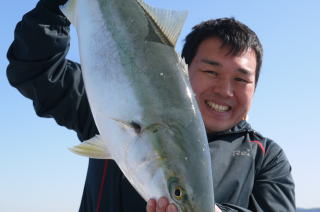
[1,0,320,211]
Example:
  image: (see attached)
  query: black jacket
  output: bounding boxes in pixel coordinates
[7,1,295,211]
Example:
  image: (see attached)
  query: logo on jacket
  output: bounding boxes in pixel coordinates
[232,148,251,157]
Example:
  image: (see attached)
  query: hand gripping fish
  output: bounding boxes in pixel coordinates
[60,0,215,211]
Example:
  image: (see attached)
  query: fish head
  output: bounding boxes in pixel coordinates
[164,174,214,212]
[141,120,215,212]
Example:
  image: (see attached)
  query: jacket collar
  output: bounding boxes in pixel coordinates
[206,120,252,141]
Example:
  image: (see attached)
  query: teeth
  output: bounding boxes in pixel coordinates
[206,101,230,112]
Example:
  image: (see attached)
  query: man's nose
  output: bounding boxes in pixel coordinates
[213,79,233,97]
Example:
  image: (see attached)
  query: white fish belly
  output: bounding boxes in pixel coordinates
[75,1,170,200]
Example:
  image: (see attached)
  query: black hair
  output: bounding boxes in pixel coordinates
[181,18,263,87]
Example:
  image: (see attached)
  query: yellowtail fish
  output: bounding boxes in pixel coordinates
[60,0,215,211]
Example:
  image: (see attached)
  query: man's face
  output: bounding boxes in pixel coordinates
[188,37,257,133]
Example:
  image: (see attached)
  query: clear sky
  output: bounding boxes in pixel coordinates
[1,0,319,211]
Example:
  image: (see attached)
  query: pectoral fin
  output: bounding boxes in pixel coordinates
[69,135,111,159]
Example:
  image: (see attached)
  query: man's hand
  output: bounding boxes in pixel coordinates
[41,0,68,6]
[40,0,69,15]
[146,197,177,212]
[146,197,222,212]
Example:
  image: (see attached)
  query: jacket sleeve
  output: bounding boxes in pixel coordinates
[248,141,295,211]
[6,0,97,141]
[218,141,296,212]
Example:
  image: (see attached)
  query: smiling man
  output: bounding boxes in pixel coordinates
[188,36,256,133]
[147,18,295,212]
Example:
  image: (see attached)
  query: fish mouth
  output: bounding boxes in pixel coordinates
[169,200,191,212]
[205,100,231,112]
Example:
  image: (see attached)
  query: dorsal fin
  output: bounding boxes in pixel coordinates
[137,0,188,46]
[177,53,189,77]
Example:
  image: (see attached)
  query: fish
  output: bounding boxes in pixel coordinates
[60,0,215,211]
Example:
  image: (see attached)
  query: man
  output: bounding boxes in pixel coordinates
[146,18,295,212]
[7,0,295,211]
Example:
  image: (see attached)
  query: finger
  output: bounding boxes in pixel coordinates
[156,197,169,212]
[166,203,178,212]
[215,204,222,212]
[146,199,156,212]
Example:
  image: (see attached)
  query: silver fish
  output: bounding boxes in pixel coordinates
[60,0,215,211]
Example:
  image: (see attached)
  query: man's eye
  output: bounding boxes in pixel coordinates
[235,78,250,83]
[202,70,217,76]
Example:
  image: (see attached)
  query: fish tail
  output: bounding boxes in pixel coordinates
[59,0,78,25]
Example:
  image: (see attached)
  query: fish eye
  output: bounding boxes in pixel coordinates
[174,186,183,200]
[168,177,187,203]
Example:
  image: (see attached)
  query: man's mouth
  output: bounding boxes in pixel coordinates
[205,100,231,112]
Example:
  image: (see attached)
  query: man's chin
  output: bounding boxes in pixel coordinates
[204,123,231,134]
[202,113,234,131]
